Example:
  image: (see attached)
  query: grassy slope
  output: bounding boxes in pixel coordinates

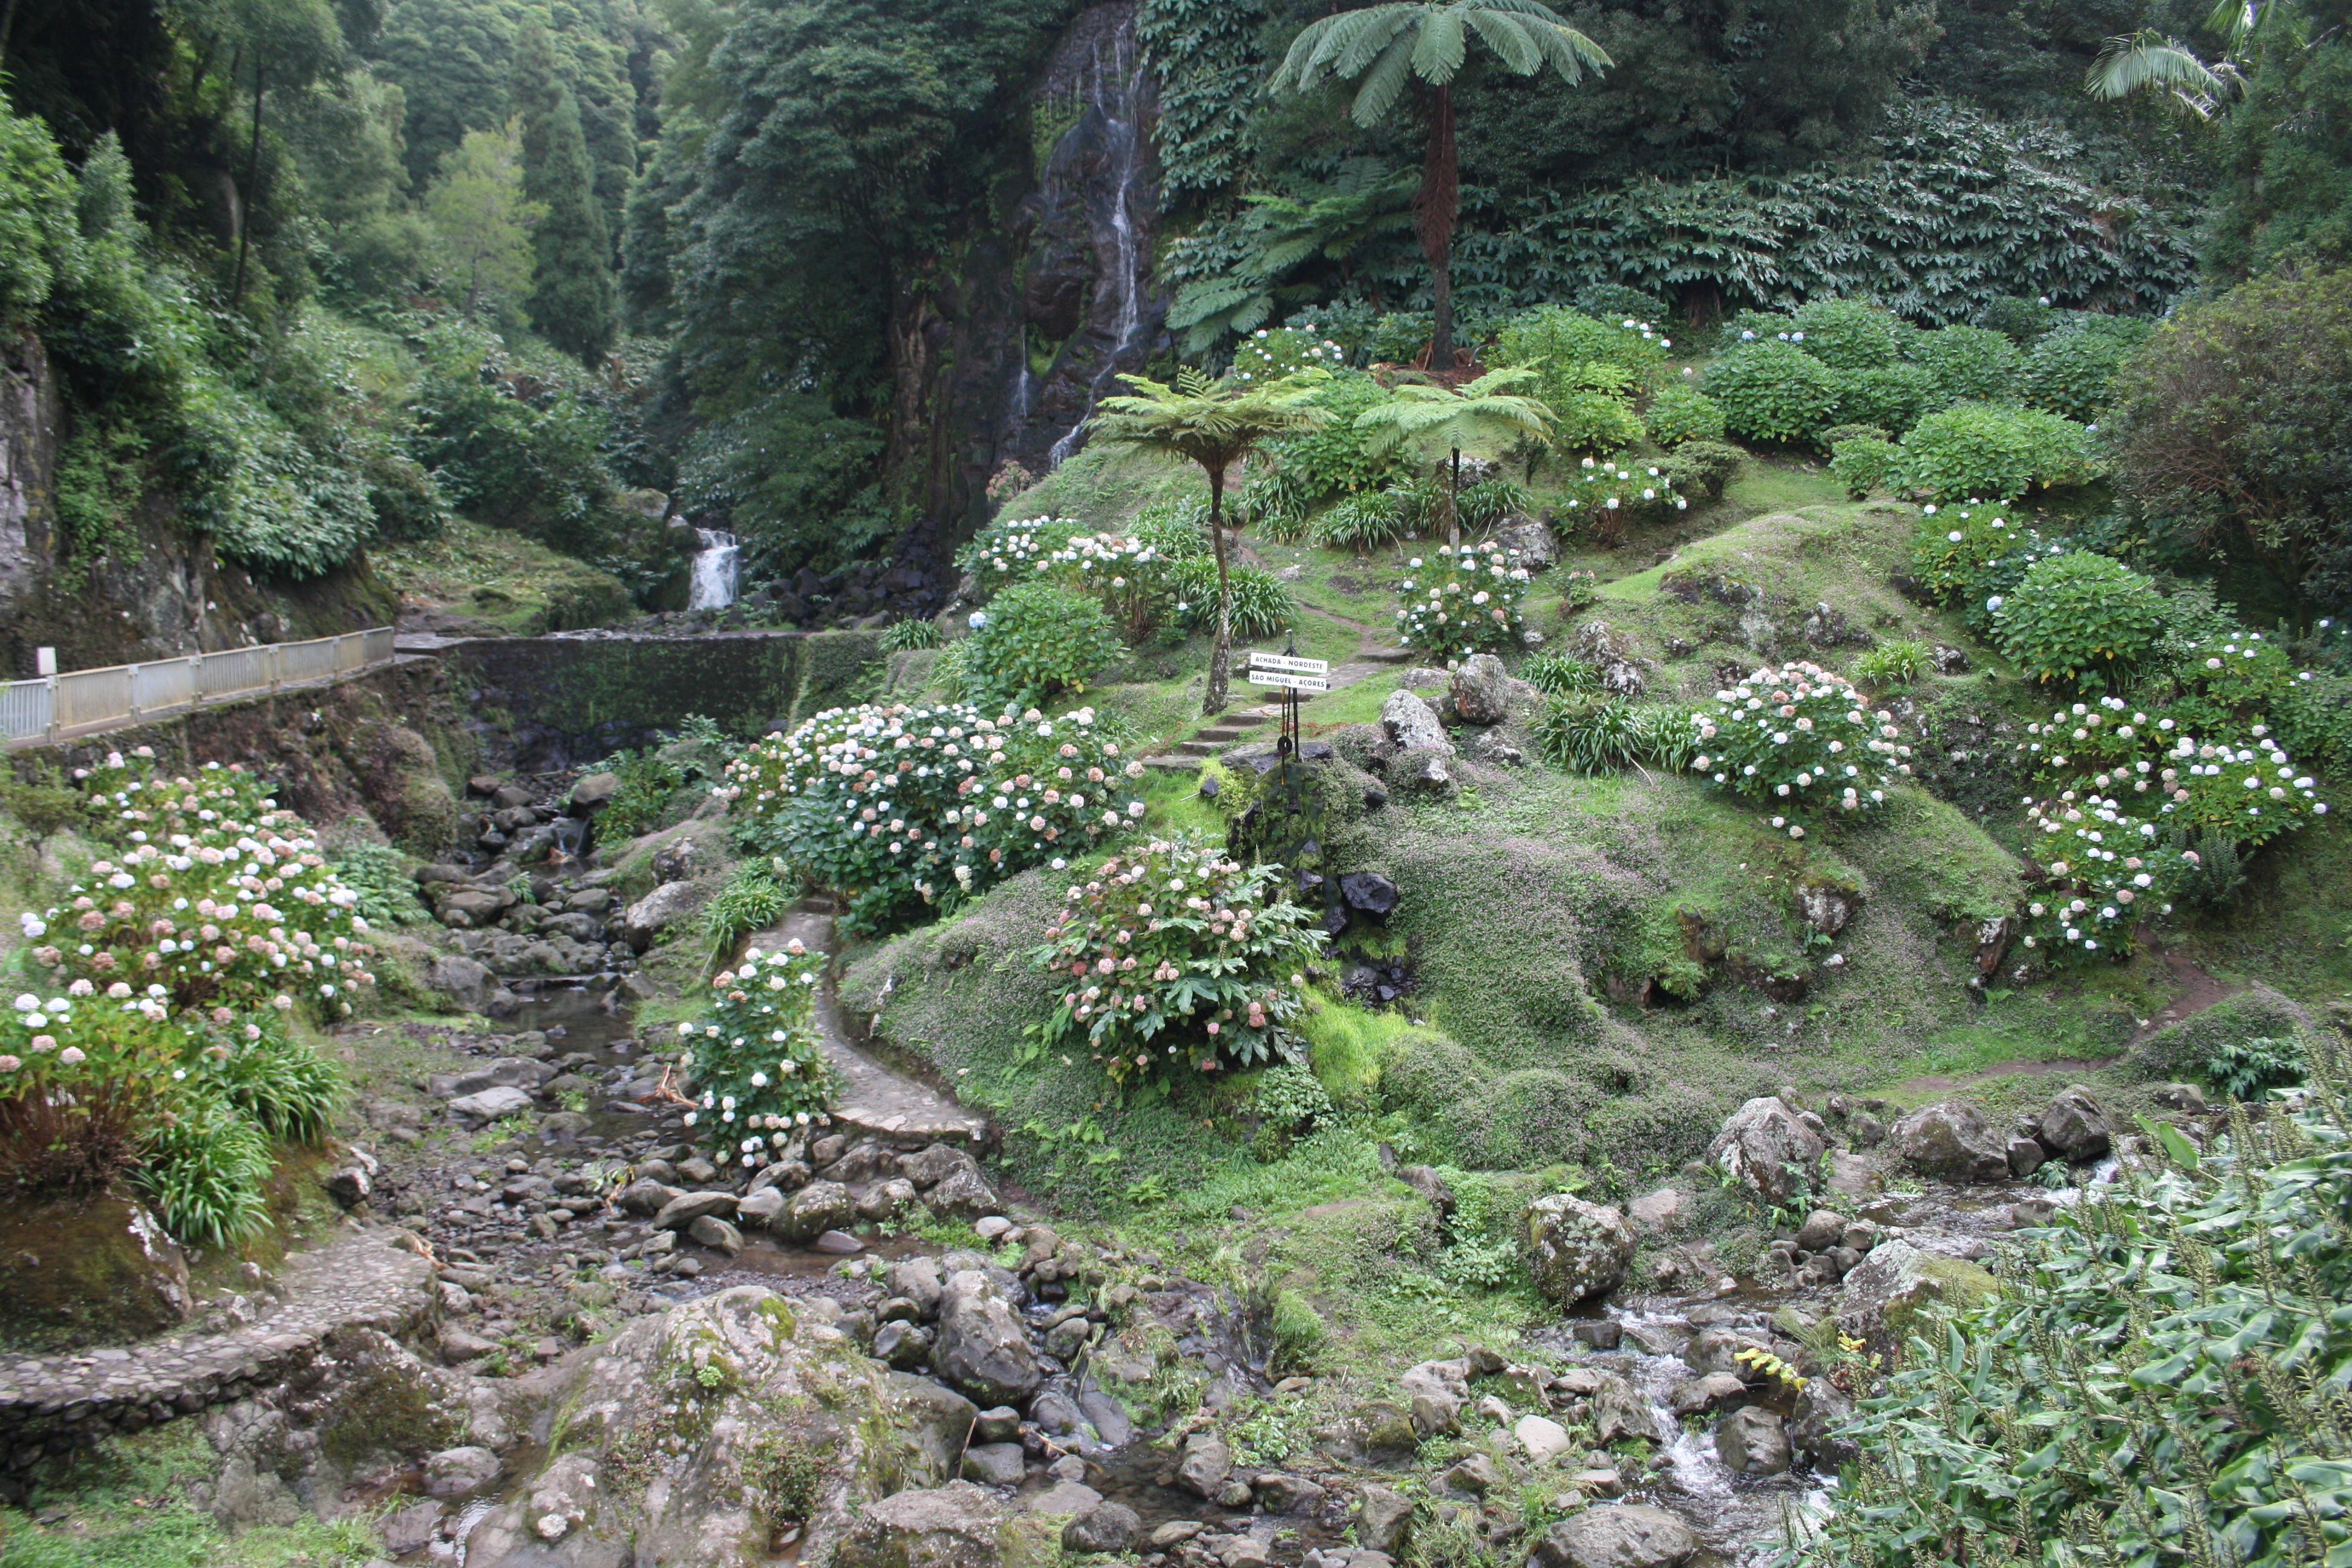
[373,518,635,635]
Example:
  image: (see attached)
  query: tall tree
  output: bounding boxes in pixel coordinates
[1087,370,1330,716]
[1270,1,1610,368]
[514,18,613,365]
[425,118,543,317]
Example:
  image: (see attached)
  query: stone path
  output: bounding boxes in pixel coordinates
[1145,603,1417,771]
[0,1232,432,1453]
[745,907,991,1149]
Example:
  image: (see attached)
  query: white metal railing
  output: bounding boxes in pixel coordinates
[0,628,399,747]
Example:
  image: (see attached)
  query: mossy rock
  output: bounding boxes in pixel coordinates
[1880,1253,1999,1341]
[0,1193,194,1352]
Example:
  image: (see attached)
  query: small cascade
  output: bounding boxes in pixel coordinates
[1039,6,1155,469]
[687,528,740,611]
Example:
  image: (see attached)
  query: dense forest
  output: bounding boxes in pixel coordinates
[1,0,2344,643]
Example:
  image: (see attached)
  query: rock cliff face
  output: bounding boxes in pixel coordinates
[892,1,1168,564]
[0,330,394,679]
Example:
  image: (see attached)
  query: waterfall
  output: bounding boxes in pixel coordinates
[1042,10,1154,469]
[687,528,740,611]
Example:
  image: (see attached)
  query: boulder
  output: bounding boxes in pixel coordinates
[736,1188,785,1229]
[1515,1413,1573,1464]
[1837,1238,1999,1348]
[959,1442,1025,1486]
[1490,516,1559,570]
[448,1086,534,1122]
[1708,1097,1824,1204]
[570,773,621,811]
[688,1215,745,1254]
[622,881,703,950]
[1889,1100,2010,1183]
[2006,1137,2045,1178]
[1714,1406,1790,1474]
[2037,1086,2114,1163]
[1590,1373,1654,1446]
[1379,689,1452,753]
[1356,1487,1413,1555]
[426,955,494,1014]
[1792,1209,1846,1252]
[900,1143,981,1190]
[1449,654,1514,725]
[924,1167,1001,1219]
[776,1181,857,1243]
[930,1275,1042,1407]
[1177,1431,1232,1498]
[1523,1194,1636,1305]
[423,1446,501,1497]
[835,1482,1054,1568]
[1530,1505,1700,1568]
[1063,1500,1141,1555]
[1790,1378,1858,1469]
[1625,1188,1686,1235]
[1339,872,1400,916]
[652,1191,739,1232]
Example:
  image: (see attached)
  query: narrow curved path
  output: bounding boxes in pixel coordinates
[742,907,990,1148]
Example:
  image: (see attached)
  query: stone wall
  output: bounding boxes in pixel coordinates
[436,629,888,769]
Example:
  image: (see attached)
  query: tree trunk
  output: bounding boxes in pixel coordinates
[1446,446,1462,550]
[1204,464,1232,716]
[1416,83,1460,370]
[232,57,265,305]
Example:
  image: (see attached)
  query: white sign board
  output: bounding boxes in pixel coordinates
[1248,669,1329,693]
[1248,651,1328,675]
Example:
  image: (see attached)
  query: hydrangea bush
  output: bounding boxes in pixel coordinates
[1891,403,2095,503]
[1028,837,1324,1087]
[2015,791,2201,961]
[679,938,839,1169]
[725,703,1148,933]
[946,582,1125,710]
[1232,325,1347,381]
[1553,457,1688,544]
[2013,699,2329,850]
[1910,505,2068,631]
[1685,662,1909,831]
[1705,341,1840,442]
[25,753,378,1021]
[1990,550,2166,693]
[1395,541,1532,659]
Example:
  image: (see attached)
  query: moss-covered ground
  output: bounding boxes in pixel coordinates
[842,437,2352,1392]
[374,517,636,635]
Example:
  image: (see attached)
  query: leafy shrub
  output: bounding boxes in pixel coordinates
[1974,294,2059,343]
[1821,423,1889,446]
[1519,649,1602,696]
[1165,560,1297,639]
[1231,326,1348,381]
[1830,434,1898,498]
[699,857,796,967]
[1540,374,1647,458]
[1906,323,2021,403]
[881,618,940,652]
[2107,270,2352,610]
[680,939,839,1169]
[1991,552,2166,692]
[28,755,379,1021]
[2020,318,2152,422]
[136,1089,273,1247]
[1804,1079,2352,1568]
[1312,492,1406,555]
[1028,835,1323,1086]
[1492,305,1671,393]
[1790,299,1902,370]
[581,748,690,839]
[1133,495,1212,559]
[204,1027,341,1143]
[1396,541,1533,658]
[1892,403,2094,503]
[1910,504,2068,630]
[1644,382,1726,445]
[1256,371,1412,506]
[1855,639,1930,688]
[2016,790,2201,961]
[2278,668,2352,779]
[1829,363,1939,435]
[1556,457,1689,543]
[2207,1034,2305,1100]
[953,583,1125,710]
[1685,662,1907,825]
[1557,569,1600,614]
[1704,342,1840,442]
[1532,697,1653,773]
[328,844,427,927]
[1458,477,1532,531]
[1661,440,1743,501]
[1572,283,1671,324]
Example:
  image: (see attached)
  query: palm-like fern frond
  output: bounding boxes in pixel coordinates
[1273,1,1613,119]
[1353,366,1555,457]
[2086,30,2231,116]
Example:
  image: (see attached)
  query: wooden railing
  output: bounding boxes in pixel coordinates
[0,628,397,748]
